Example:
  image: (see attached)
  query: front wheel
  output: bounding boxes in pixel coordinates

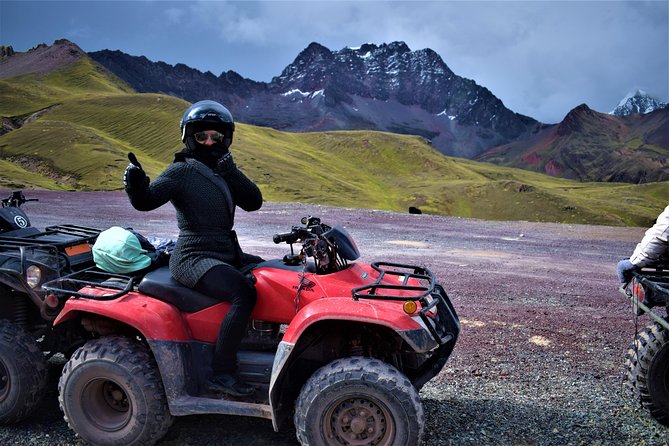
[0,318,47,423]
[294,357,424,446]
[624,322,669,425]
[58,336,173,446]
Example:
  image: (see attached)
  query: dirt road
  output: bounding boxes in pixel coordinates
[1,190,666,445]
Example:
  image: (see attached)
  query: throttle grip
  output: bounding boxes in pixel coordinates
[273,232,298,244]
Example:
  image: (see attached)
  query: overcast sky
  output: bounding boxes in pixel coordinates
[1,0,667,123]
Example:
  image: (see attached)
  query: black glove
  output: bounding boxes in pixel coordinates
[216,152,236,175]
[123,152,149,192]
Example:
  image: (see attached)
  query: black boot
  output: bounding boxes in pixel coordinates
[207,372,255,397]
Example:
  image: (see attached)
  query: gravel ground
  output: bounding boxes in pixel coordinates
[0,190,668,445]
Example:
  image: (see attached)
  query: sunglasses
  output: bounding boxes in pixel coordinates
[194,131,226,143]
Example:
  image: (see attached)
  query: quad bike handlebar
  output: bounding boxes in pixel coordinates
[273,217,359,274]
[272,216,328,245]
[1,191,38,208]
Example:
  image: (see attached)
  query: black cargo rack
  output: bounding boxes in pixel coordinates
[42,268,135,301]
[620,268,669,332]
[352,262,457,346]
[352,262,435,301]
[44,224,100,238]
[0,224,99,248]
[632,269,669,304]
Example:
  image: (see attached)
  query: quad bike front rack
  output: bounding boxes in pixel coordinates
[352,262,459,345]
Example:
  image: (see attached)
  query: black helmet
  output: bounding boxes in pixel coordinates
[180,100,235,148]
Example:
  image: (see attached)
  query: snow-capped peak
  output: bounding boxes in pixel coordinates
[610,89,667,116]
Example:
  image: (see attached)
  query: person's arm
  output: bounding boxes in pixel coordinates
[216,153,263,212]
[630,235,669,267]
[125,162,185,212]
[629,207,669,267]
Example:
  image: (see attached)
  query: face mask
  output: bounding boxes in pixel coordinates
[209,142,229,160]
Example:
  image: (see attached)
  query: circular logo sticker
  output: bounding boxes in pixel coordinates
[14,215,28,228]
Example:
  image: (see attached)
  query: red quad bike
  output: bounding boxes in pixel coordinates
[620,266,669,426]
[45,216,460,446]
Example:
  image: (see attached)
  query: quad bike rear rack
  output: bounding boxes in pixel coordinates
[620,268,669,331]
[352,262,458,345]
[42,268,136,301]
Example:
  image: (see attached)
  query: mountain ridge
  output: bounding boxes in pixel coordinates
[2,39,668,186]
[88,40,544,159]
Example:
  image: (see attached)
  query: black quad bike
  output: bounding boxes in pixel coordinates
[44,216,460,445]
[620,266,669,425]
[0,191,100,423]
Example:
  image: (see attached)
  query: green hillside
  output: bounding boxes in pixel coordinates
[0,56,666,227]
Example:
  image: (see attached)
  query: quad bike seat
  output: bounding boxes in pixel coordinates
[137,266,219,313]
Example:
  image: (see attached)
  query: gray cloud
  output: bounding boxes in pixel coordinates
[2,0,666,123]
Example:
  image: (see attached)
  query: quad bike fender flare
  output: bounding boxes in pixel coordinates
[267,297,440,431]
[282,297,436,351]
[53,292,191,341]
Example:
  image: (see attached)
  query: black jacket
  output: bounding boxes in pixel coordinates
[126,156,262,287]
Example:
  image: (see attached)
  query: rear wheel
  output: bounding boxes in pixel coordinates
[294,357,424,446]
[624,322,669,425]
[59,336,173,445]
[0,318,47,423]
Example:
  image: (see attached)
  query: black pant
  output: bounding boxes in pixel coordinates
[194,264,257,373]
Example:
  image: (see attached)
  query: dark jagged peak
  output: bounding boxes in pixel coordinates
[273,42,335,88]
[381,41,411,54]
[569,103,593,115]
[557,104,596,135]
[273,42,333,84]
[296,42,334,63]
[358,43,378,54]
[222,70,247,84]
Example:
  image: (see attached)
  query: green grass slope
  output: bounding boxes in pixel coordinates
[0,56,666,227]
[235,126,666,227]
[0,57,133,116]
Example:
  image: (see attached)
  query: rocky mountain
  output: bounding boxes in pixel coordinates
[0,39,86,79]
[3,39,667,184]
[477,104,669,183]
[90,41,543,158]
[610,89,667,117]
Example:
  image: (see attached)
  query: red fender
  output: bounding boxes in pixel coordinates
[281,296,421,344]
[54,288,191,341]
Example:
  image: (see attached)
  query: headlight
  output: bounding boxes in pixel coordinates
[26,265,42,288]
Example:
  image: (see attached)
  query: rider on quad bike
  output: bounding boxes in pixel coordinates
[123,100,264,397]
[0,190,99,423]
[46,215,460,446]
[618,204,669,426]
